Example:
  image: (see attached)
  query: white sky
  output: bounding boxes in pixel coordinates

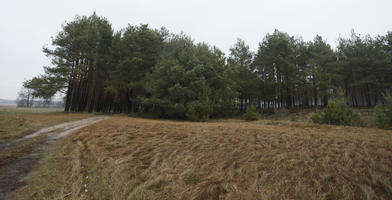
[0,0,391,99]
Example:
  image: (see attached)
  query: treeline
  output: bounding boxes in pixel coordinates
[17,81,64,108]
[24,13,392,121]
[16,97,63,108]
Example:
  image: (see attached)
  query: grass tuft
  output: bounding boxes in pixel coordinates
[182,170,200,184]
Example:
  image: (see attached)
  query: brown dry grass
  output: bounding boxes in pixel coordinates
[20,117,392,200]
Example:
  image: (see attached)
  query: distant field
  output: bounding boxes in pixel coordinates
[0,106,91,145]
[0,105,63,115]
[19,116,392,200]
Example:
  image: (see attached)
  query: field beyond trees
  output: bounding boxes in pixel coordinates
[18,116,392,200]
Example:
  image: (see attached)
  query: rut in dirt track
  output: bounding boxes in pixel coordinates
[0,116,109,200]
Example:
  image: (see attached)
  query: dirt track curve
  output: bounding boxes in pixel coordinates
[0,116,109,200]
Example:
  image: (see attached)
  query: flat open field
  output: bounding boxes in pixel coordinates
[19,116,392,200]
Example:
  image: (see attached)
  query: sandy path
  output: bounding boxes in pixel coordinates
[0,116,109,200]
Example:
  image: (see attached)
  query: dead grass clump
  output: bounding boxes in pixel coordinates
[128,187,155,200]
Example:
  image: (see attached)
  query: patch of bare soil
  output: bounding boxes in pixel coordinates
[0,116,108,200]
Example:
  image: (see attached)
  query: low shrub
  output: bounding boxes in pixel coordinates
[374,90,392,129]
[311,98,360,126]
[244,107,259,121]
[290,114,298,122]
[186,101,211,122]
[311,111,322,124]
[182,170,200,184]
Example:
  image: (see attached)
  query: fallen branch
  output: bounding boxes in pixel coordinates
[63,192,72,198]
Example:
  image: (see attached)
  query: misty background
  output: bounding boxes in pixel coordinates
[1,0,391,100]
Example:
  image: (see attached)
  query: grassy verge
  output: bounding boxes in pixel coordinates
[18,117,392,200]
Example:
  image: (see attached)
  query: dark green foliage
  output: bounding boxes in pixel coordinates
[336,31,392,108]
[106,24,164,112]
[244,107,259,121]
[144,35,238,121]
[41,13,114,112]
[253,30,298,109]
[374,90,392,129]
[307,35,336,107]
[311,99,361,126]
[311,111,322,124]
[228,39,258,112]
[27,13,392,121]
[186,100,211,122]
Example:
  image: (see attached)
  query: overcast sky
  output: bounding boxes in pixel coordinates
[0,0,391,99]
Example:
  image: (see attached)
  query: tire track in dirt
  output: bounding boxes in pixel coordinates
[0,116,109,200]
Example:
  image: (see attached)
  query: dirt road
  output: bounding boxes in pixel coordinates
[0,116,108,200]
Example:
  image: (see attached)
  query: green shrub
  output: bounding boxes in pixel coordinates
[374,90,392,129]
[212,100,237,117]
[311,98,360,126]
[182,170,200,184]
[311,111,322,124]
[244,107,259,121]
[167,103,186,119]
[186,101,211,122]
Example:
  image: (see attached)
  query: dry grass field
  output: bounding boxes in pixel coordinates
[18,116,392,200]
